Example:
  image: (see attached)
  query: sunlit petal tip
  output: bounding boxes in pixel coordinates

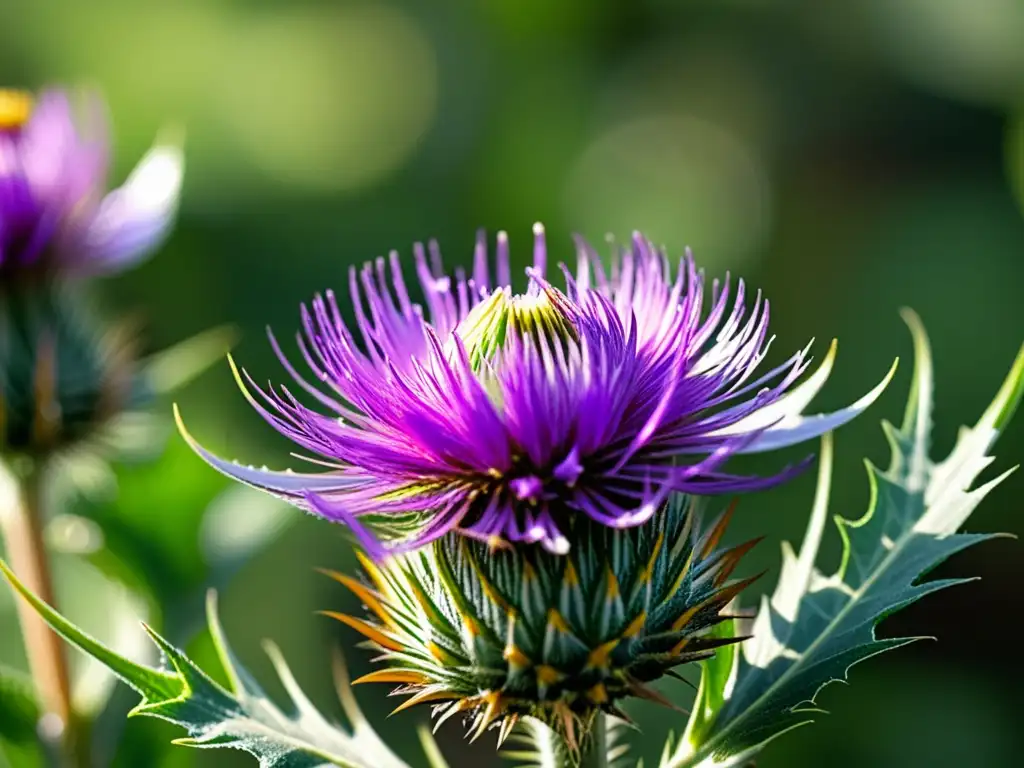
[544,536,570,555]
[173,403,348,498]
[739,356,899,454]
[125,136,186,212]
[78,135,185,273]
[225,353,261,407]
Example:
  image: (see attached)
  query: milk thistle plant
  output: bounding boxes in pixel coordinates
[2,93,1023,768]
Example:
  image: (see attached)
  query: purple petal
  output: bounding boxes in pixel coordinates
[20,89,108,208]
[174,404,357,499]
[72,138,183,274]
[711,339,836,437]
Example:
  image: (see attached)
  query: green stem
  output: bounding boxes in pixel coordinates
[579,713,608,768]
[0,460,87,768]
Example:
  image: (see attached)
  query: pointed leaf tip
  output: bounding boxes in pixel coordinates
[204,589,248,697]
[0,559,179,702]
[978,339,1024,434]
[899,308,934,442]
[144,324,237,395]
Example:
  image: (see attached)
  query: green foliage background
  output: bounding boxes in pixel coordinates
[2,1,1023,766]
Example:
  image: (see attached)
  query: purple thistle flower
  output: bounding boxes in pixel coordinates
[0,88,182,280]
[177,226,896,558]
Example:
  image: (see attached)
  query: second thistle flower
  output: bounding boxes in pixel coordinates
[1,86,184,461]
[180,226,896,556]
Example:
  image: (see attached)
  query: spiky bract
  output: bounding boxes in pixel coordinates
[325,497,757,747]
[0,285,150,459]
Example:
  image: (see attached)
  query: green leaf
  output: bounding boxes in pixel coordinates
[0,540,156,721]
[0,665,38,745]
[1007,114,1024,219]
[502,718,576,768]
[141,324,237,396]
[0,560,437,768]
[664,311,1024,768]
[680,620,735,750]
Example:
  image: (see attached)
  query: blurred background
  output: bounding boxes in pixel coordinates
[2,0,1023,766]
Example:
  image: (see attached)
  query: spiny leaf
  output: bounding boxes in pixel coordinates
[663,312,1023,768]
[0,559,180,704]
[0,561,434,768]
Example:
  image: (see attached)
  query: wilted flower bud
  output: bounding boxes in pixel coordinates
[324,497,757,747]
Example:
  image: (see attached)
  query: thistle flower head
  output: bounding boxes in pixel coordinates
[0,87,182,281]
[324,497,755,746]
[179,226,896,557]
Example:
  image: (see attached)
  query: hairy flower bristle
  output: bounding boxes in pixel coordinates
[322,497,757,744]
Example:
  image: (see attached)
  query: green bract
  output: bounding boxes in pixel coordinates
[0,282,233,470]
[0,286,146,460]
[327,498,757,749]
